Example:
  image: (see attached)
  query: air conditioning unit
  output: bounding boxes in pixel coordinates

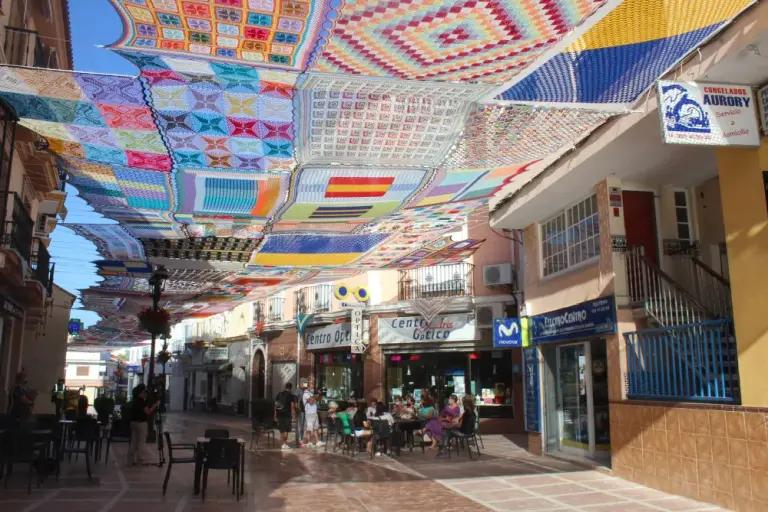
[475,304,504,328]
[483,263,514,287]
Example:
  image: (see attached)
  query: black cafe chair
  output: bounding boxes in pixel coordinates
[58,418,98,480]
[162,432,196,496]
[105,419,131,465]
[201,438,241,501]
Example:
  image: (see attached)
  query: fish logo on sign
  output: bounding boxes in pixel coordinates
[493,318,522,348]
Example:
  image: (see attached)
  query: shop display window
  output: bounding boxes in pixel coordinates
[315,352,363,402]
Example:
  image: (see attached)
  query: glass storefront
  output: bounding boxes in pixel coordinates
[542,338,611,464]
[314,351,363,402]
[384,351,516,418]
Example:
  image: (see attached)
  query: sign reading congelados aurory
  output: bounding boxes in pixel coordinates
[377,313,476,344]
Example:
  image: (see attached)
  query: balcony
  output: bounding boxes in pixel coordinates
[3,27,51,68]
[30,237,53,292]
[294,285,333,316]
[265,296,284,322]
[398,262,474,301]
[1,192,34,264]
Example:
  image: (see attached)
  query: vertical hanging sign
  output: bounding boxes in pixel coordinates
[523,347,541,433]
[350,309,365,354]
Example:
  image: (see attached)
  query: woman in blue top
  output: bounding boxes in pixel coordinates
[417,396,442,449]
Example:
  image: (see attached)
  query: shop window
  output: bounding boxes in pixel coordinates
[315,352,363,402]
[674,191,691,240]
[76,366,89,377]
[541,194,599,277]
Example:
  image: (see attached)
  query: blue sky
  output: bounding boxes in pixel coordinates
[49,0,139,326]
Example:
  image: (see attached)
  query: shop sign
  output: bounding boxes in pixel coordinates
[350,310,366,354]
[377,313,475,344]
[493,318,522,348]
[658,80,760,147]
[204,347,229,362]
[0,295,23,319]
[758,84,768,133]
[523,347,541,433]
[531,296,616,344]
[305,322,351,350]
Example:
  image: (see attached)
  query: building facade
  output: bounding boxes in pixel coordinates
[490,3,768,508]
[0,0,72,410]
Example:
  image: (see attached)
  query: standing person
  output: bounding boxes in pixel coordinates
[302,389,324,448]
[128,384,159,466]
[274,382,296,451]
[51,378,65,418]
[295,379,309,447]
[7,372,34,428]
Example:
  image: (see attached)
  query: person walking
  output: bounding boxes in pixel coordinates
[128,384,159,466]
[303,388,324,448]
[274,382,296,451]
[7,372,34,429]
[295,379,309,447]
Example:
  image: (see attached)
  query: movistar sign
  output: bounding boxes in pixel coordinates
[493,318,522,348]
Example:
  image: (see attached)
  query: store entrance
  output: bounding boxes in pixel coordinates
[543,339,611,466]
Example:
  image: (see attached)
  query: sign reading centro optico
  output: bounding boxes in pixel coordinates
[658,80,760,147]
[305,322,352,350]
[378,313,475,344]
[531,296,616,344]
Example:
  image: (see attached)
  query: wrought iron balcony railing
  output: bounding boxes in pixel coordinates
[1,192,34,264]
[4,26,49,68]
[294,285,333,316]
[30,237,52,292]
[398,262,474,301]
[266,296,284,322]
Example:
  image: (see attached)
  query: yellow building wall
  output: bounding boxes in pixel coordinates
[716,139,768,407]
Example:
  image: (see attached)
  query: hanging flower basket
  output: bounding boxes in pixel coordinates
[156,350,172,365]
[137,307,170,335]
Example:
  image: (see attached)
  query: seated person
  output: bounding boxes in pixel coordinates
[352,403,373,454]
[440,395,461,425]
[438,397,476,455]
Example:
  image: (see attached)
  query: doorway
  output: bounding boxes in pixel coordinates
[251,349,265,400]
[542,340,611,465]
[622,190,658,262]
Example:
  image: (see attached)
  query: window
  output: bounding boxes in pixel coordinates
[541,194,600,277]
[674,191,691,240]
[76,366,89,377]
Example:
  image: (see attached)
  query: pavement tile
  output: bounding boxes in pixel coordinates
[0,412,732,512]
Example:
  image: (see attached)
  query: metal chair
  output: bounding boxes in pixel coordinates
[201,438,241,501]
[370,420,394,458]
[203,429,230,439]
[3,430,44,493]
[162,432,196,496]
[104,419,131,465]
[249,418,276,450]
[59,418,98,480]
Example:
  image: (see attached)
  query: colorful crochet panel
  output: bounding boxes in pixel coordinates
[0,68,171,170]
[493,0,755,106]
[108,0,341,70]
[310,0,606,83]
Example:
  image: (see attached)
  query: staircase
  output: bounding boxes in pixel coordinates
[623,246,739,402]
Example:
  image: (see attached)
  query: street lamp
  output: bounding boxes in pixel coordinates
[146,265,169,384]
[145,266,168,443]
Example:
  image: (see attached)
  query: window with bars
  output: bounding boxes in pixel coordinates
[541,194,600,277]
[674,191,691,240]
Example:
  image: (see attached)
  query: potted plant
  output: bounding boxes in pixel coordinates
[156,349,171,366]
[137,307,171,335]
[94,394,115,424]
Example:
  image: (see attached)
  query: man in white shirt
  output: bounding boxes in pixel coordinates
[303,386,324,448]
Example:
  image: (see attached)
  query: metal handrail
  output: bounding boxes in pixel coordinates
[669,254,732,320]
[624,319,738,403]
[1,191,34,263]
[624,246,714,327]
[31,237,51,290]
[3,26,46,68]
[398,262,474,301]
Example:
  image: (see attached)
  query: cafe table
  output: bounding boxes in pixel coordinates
[193,437,246,496]
[392,419,423,456]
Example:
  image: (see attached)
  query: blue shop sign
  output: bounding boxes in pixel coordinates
[532,296,616,344]
[493,318,522,348]
[523,347,540,432]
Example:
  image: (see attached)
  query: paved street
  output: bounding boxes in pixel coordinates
[0,412,729,511]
